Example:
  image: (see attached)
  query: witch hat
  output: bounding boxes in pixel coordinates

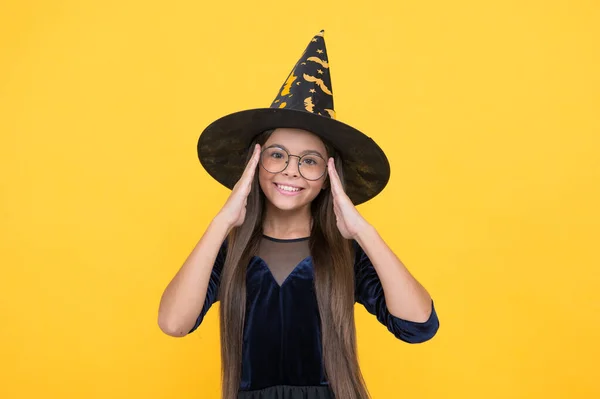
[197,30,389,205]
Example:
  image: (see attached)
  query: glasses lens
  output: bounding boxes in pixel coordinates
[261,147,288,173]
[299,155,326,180]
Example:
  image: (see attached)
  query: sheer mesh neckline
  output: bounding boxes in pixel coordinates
[258,235,311,286]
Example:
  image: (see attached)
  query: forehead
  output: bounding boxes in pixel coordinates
[264,128,327,154]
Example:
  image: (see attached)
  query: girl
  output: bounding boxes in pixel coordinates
[158,31,439,399]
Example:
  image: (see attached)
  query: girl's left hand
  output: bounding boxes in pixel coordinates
[327,158,370,240]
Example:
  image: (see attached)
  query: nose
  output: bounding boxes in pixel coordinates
[282,156,301,178]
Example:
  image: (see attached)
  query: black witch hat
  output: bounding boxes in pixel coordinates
[197,30,390,205]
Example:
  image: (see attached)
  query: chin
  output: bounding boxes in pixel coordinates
[266,192,310,212]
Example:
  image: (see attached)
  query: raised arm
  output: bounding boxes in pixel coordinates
[157,144,261,337]
[326,157,439,343]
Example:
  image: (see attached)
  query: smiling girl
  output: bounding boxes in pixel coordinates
[158,31,439,399]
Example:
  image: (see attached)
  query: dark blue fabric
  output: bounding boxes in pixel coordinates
[188,239,439,392]
[352,241,440,343]
[237,385,333,399]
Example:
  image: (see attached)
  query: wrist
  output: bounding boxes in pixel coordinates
[353,222,376,244]
[211,213,234,236]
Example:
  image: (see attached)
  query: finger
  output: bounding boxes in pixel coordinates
[333,201,340,216]
[243,144,260,172]
[239,144,261,187]
[248,144,261,170]
[328,158,339,186]
[328,158,342,197]
[329,158,352,204]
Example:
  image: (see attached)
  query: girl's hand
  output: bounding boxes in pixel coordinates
[216,144,261,229]
[327,157,370,240]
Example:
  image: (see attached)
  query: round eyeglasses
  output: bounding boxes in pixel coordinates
[260,146,327,181]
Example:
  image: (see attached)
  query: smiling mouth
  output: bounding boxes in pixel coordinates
[274,183,304,193]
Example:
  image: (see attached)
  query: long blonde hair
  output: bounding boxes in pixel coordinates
[218,130,370,399]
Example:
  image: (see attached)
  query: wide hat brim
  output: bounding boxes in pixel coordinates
[197,107,390,205]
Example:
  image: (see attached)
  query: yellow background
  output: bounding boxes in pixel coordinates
[1,0,599,398]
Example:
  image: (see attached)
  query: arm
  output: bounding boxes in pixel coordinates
[353,234,439,343]
[326,157,439,343]
[157,216,229,337]
[158,143,261,337]
[355,225,433,323]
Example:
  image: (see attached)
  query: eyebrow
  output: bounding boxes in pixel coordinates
[268,144,325,158]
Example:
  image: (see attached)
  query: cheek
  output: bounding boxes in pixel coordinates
[258,168,272,192]
[307,178,326,194]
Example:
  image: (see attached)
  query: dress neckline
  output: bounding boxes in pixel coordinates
[262,234,310,243]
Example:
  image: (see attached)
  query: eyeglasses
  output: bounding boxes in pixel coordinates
[260,145,327,181]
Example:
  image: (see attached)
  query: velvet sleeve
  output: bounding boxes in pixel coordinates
[353,240,439,343]
[187,239,228,334]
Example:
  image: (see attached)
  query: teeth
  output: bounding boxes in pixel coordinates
[277,184,300,192]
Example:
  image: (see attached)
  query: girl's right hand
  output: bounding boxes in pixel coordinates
[215,144,261,229]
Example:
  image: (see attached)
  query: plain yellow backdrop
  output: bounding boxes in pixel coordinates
[1,0,599,398]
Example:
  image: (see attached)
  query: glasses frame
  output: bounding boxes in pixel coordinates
[259,145,327,181]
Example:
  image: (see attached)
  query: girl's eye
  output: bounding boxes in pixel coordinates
[270,151,285,159]
[302,157,319,166]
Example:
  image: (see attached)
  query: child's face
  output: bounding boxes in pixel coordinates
[258,128,329,212]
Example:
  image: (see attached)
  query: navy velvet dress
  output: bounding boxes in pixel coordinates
[188,236,439,398]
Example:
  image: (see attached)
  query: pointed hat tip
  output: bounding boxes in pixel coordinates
[317,29,325,36]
